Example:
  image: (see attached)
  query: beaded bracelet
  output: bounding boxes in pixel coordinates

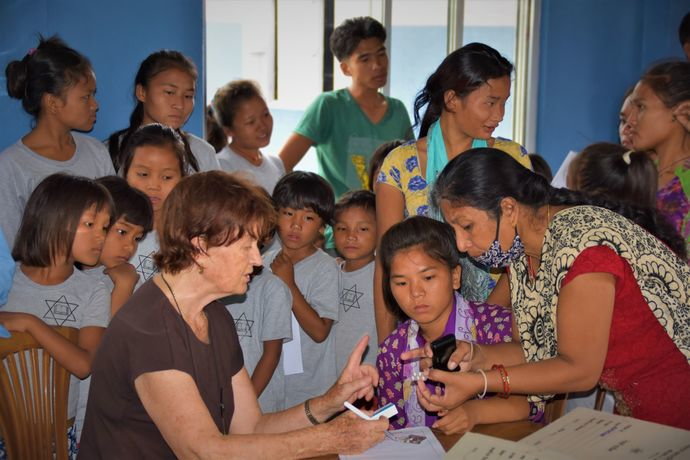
[491,364,511,398]
[304,398,320,425]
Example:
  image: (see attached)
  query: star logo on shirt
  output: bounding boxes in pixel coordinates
[340,284,363,312]
[43,295,78,326]
[234,313,254,338]
[135,252,158,281]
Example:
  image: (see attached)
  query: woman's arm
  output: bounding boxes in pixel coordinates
[136,360,386,458]
[278,133,314,172]
[433,396,530,435]
[250,339,282,397]
[373,182,406,340]
[0,312,104,378]
[416,272,616,410]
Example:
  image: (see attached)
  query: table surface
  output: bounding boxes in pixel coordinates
[307,419,542,459]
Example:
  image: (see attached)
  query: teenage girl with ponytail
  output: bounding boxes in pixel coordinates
[107,50,219,174]
[0,36,115,248]
[404,148,690,430]
[373,43,532,340]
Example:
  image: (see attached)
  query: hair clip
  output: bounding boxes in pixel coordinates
[622,150,632,165]
[27,48,37,56]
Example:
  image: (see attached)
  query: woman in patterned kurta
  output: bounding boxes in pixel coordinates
[376,216,514,434]
[414,149,690,430]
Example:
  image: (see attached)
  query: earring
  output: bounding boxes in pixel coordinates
[198,265,205,274]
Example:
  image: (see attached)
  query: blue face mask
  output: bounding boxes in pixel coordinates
[472,214,524,268]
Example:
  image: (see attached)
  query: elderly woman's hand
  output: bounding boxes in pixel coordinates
[321,411,388,455]
[317,335,379,418]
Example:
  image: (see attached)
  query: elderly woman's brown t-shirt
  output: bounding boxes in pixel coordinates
[78,280,244,459]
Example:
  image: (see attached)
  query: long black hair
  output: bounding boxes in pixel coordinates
[107,50,200,173]
[413,43,513,138]
[431,148,686,260]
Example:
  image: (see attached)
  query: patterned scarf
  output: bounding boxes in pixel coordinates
[509,205,690,410]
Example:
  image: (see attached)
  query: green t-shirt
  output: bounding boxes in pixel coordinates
[295,88,413,198]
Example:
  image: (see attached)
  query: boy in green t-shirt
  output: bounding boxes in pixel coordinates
[279,16,413,199]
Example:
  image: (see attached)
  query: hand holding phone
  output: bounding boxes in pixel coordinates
[431,334,461,372]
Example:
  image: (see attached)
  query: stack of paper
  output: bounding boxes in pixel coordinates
[446,408,690,460]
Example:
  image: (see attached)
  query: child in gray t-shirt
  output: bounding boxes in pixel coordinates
[268,172,340,408]
[224,270,292,412]
[332,191,378,373]
[1,37,117,249]
[0,173,112,451]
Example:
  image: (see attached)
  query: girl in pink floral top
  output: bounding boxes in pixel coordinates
[376,216,514,434]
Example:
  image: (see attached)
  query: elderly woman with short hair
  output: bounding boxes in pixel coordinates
[79,171,387,458]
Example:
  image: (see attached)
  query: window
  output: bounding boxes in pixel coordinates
[205,0,534,171]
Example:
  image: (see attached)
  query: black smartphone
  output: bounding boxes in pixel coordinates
[431,334,460,372]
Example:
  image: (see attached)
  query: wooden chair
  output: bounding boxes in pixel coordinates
[0,327,79,460]
[544,393,568,423]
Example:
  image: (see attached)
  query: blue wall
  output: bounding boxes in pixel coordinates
[536,0,688,169]
[0,0,204,151]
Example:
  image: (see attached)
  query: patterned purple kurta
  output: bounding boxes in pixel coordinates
[376,293,512,429]
[656,163,690,262]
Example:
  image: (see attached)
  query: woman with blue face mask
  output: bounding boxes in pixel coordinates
[403,148,690,430]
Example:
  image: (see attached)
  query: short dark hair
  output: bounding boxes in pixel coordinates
[5,35,92,119]
[679,12,690,45]
[379,216,460,321]
[96,176,153,235]
[119,123,188,178]
[334,189,376,221]
[272,171,335,225]
[13,173,112,267]
[155,171,277,274]
[368,140,405,191]
[330,16,386,61]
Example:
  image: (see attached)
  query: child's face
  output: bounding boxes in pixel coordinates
[228,96,273,150]
[340,37,388,91]
[334,207,377,266]
[136,68,195,130]
[52,72,98,132]
[277,207,324,252]
[71,205,110,266]
[99,217,146,269]
[389,246,460,331]
[618,96,634,149]
[627,82,676,152]
[126,145,183,214]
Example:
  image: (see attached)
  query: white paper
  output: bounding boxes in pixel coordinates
[282,313,303,375]
[551,150,579,188]
[446,432,572,460]
[340,427,445,460]
[521,407,690,460]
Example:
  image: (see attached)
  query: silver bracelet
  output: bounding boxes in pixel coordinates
[476,369,488,399]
